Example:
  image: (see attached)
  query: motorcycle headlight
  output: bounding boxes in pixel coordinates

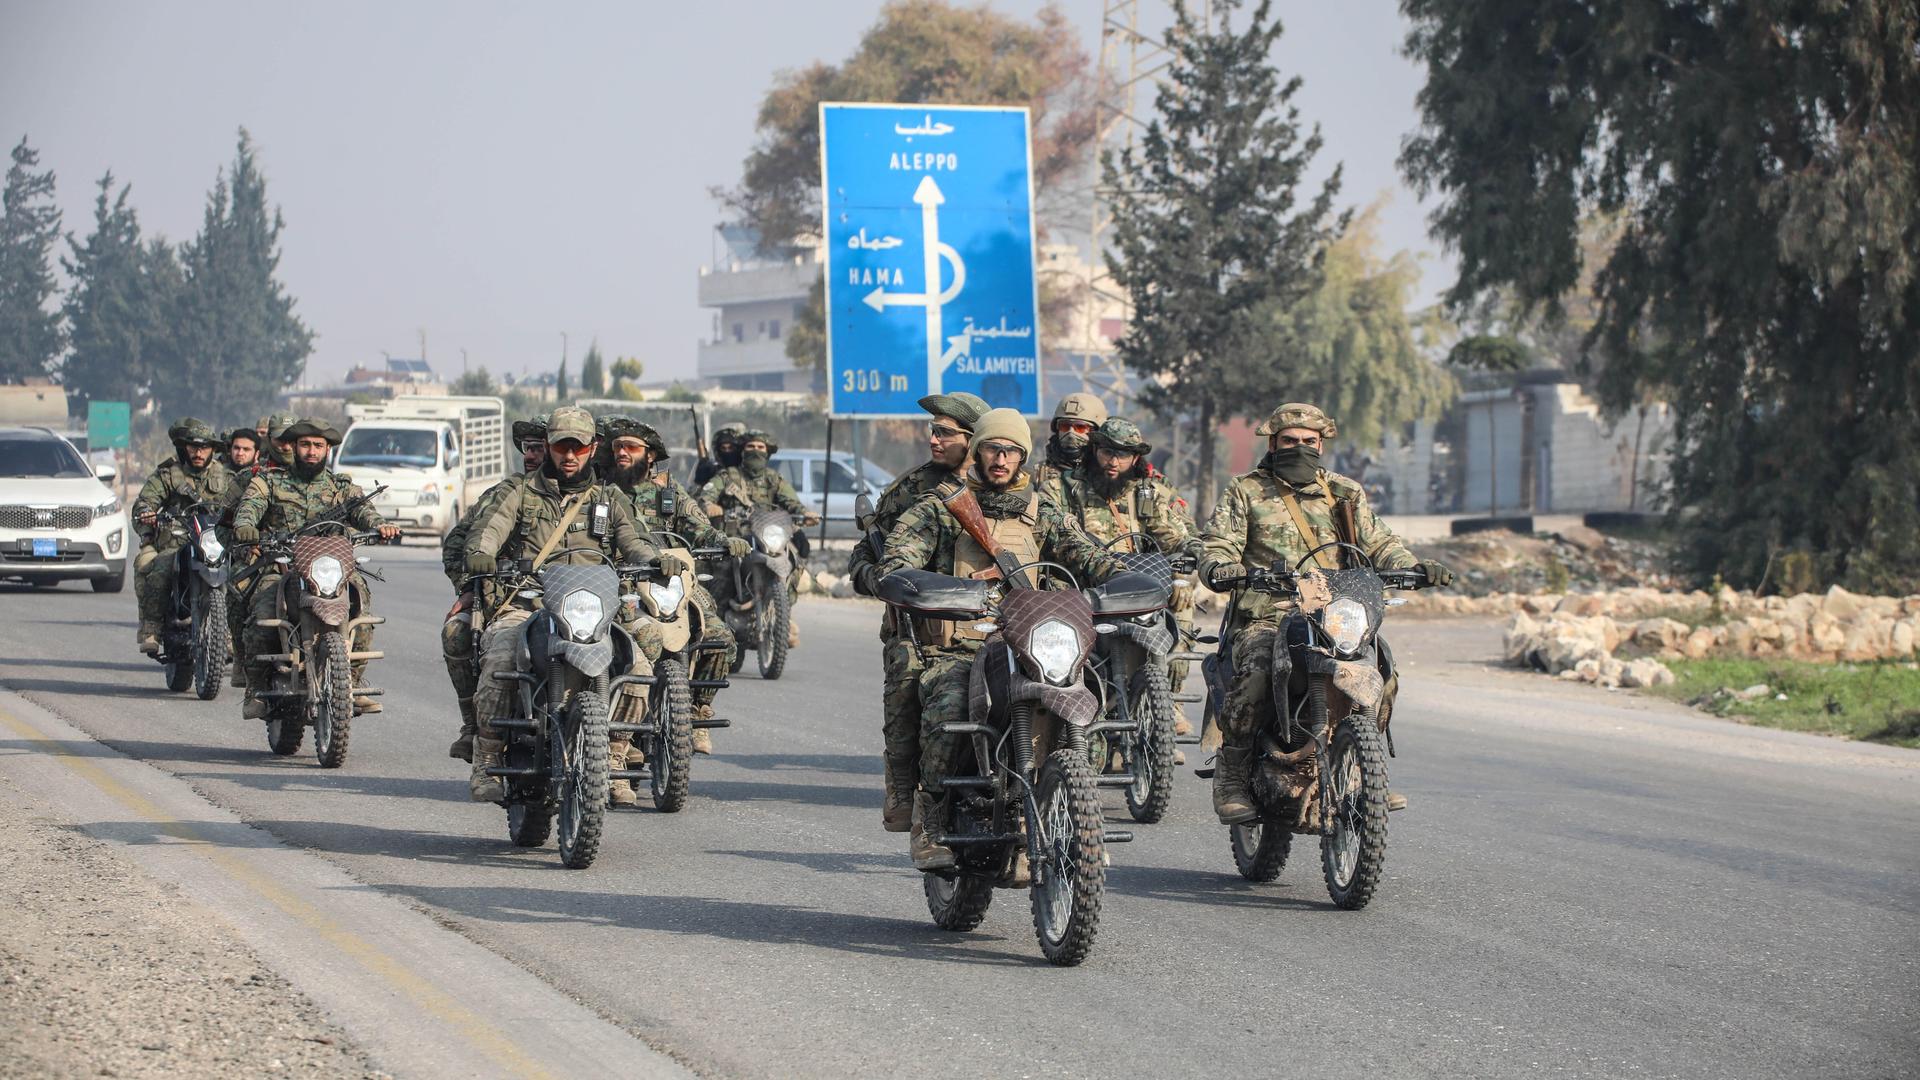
[647,577,686,616]
[417,484,440,505]
[309,554,345,598]
[1323,597,1369,656]
[1028,618,1082,687]
[561,588,604,641]
[199,533,225,564]
[757,523,788,554]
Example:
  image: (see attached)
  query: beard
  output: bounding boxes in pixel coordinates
[291,456,326,480]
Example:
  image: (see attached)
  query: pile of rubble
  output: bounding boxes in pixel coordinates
[1412,526,1685,597]
[1501,585,1920,688]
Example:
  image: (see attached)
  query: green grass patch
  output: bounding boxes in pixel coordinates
[1652,657,1920,748]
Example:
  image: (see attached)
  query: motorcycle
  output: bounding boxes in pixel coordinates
[1082,532,1191,824]
[1199,542,1431,909]
[242,518,387,769]
[719,507,799,680]
[876,562,1158,966]
[608,534,732,813]
[150,503,232,700]
[470,550,655,869]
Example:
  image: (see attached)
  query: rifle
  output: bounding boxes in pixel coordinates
[690,406,707,462]
[941,485,1033,589]
[230,483,388,590]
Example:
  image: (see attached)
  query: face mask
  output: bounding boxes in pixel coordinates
[1265,444,1321,486]
[1052,432,1088,463]
[717,445,742,468]
[743,450,769,473]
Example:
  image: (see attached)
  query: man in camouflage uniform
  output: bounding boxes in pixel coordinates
[1042,417,1205,756]
[692,423,741,490]
[232,420,400,719]
[460,407,675,803]
[600,415,746,782]
[131,419,235,653]
[697,428,818,648]
[1033,391,1109,489]
[1197,402,1453,823]
[224,428,260,474]
[877,408,1123,870]
[846,392,989,831]
[438,415,548,763]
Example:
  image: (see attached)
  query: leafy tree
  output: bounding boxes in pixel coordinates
[1106,0,1343,516]
[609,356,644,398]
[452,366,496,396]
[0,137,65,382]
[1275,200,1456,446]
[1401,0,1920,592]
[154,130,313,424]
[715,0,1098,374]
[61,173,181,409]
[579,341,605,397]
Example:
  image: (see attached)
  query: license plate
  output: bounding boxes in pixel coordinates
[32,539,58,558]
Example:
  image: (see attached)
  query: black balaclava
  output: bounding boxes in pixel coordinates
[1262,444,1322,487]
[717,441,743,469]
[742,449,770,476]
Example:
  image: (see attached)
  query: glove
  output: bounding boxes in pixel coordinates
[655,553,688,579]
[232,525,259,544]
[465,550,496,576]
[1417,558,1455,587]
[1204,563,1248,591]
[726,537,752,559]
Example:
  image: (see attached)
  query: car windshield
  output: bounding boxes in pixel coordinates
[0,435,91,478]
[338,428,437,468]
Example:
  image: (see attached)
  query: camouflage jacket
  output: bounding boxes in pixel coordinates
[623,474,727,551]
[440,474,529,589]
[463,471,657,573]
[847,460,961,593]
[1041,467,1199,558]
[217,463,278,525]
[132,458,235,550]
[697,464,806,520]
[877,476,1121,605]
[232,469,385,537]
[1200,465,1414,626]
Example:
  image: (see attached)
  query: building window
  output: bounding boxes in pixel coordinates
[758,320,767,337]
[769,319,782,340]
[732,322,744,343]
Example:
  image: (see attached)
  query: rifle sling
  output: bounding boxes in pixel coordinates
[1280,491,1341,571]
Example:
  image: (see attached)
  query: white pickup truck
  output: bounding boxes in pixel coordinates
[338,396,507,538]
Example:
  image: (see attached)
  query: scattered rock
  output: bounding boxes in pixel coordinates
[1732,683,1771,701]
[1555,524,1609,552]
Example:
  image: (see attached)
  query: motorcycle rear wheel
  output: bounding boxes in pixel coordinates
[192,587,229,701]
[507,802,553,847]
[555,689,609,869]
[649,659,694,813]
[1125,665,1175,824]
[1030,748,1106,967]
[924,872,994,931]
[265,705,304,756]
[1321,712,1389,909]
[756,582,789,680]
[310,631,353,769]
[1230,815,1293,882]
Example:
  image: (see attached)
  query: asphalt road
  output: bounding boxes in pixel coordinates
[3,547,1916,1079]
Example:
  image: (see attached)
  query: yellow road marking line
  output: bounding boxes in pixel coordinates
[0,704,560,1080]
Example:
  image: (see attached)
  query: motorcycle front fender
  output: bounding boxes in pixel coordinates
[198,563,228,589]
[300,592,349,627]
[755,549,793,578]
[550,633,616,678]
[1331,656,1385,711]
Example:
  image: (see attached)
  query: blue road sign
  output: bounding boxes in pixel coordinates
[820,103,1042,417]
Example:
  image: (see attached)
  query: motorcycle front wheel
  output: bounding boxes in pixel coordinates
[1125,664,1175,824]
[191,586,229,701]
[309,631,353,769]
[648,658,693,813]
[555,688,609,869]
[1321,711,1389,909]
[1030,748,1106,967]
[755,580,790,680]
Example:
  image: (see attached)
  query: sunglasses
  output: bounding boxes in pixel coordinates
[928,423,968,441]
[977,443,1025,461]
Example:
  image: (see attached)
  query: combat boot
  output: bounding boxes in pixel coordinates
[241,690,269,720]
[787,620,800,649]
[692,705,713,755]
[909,789,955,872]
[1211,744,1259,825]
[353,694,381,715]
[230,664,247,689]
[469,737,506,802]
[137,622,160,655]
[881,754,913,833]
[1173,715,1193,737]
[608,736,637,807]
[448,698,476,762]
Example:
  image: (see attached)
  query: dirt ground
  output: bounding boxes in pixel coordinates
[0,774,381,1080]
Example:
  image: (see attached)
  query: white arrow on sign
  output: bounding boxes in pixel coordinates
[859,175,967,394]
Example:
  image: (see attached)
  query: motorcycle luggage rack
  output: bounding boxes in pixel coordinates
[939,776,994,790]
[483,766,537,777]
[1103,829,1135,844]
[1168,650,1207,663]
[347,650,385,662]
[490,671,535,683]
[250,690,304,700]
[254,619,289,630]
[490,717,538,731]
[1095,774,1138,789]
[936,721,996,737]
[1169,691,1205,704]
[939,832,1019,847]
[693,716,731,729]
[607,768,649,781]
[689,679,729,690]
[1086,720,1133,736]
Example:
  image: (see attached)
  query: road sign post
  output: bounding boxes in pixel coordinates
[819,103,1042,417]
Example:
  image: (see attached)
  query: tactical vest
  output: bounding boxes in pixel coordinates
[916,490,1042,647]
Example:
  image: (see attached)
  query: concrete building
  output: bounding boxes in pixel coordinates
[1457,381,1674,514]
[696,227,823,394]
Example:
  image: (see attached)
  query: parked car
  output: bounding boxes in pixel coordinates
[770,449,894,540]
[0,426,129,591]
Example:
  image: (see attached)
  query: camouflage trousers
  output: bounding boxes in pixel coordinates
[1219,621,1281,742]
[242,573,376,690]
[916,643,983,790]
[441,607,478,708]
[688,583,733,709]
[881,633,923,788]
[133,546,177,632]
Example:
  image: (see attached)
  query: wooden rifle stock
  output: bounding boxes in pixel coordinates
[690,406,708,461]
[940,485,1033,589]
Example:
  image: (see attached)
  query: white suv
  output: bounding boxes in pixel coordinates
[0,427,129,591]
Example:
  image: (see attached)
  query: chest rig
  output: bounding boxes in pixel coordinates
[916,490,1043,648]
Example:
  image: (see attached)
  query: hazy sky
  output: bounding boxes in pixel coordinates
[0,1,1443,385]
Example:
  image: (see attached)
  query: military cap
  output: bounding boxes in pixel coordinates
[1254,402,1338,439]
[918,391,990,431]
[712,425,740,442]
[1052,392,1109,428]
[546,406,596,446]
[167,417,219,445]
[266,412,301,442]
[1090,417,1151,455]
[280,419,344,445]
[740,428,778,454]
[969,408,1033,459]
